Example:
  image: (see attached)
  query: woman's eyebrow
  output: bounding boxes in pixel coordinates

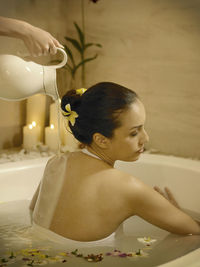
[129,125,143,130]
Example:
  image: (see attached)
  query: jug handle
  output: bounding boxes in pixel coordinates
[49,48,68,69]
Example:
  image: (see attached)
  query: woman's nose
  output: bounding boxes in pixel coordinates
[140,129,149,144]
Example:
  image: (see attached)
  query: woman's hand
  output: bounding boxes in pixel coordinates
[154,186,180,209]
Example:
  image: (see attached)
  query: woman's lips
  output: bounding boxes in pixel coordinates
[137,147,144,153]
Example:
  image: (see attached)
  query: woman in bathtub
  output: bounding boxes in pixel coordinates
[30,82,200,241]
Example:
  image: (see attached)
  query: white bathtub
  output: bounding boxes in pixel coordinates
[0,153,199,267]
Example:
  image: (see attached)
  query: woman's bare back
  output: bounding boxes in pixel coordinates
[48,151,133,241]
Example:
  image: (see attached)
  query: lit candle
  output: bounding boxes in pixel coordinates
[50,102,59,128]
[23,121,41,150]
[45,124,59,151]
[26,94,46,141]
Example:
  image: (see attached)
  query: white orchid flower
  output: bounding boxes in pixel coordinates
[137,236,157,246]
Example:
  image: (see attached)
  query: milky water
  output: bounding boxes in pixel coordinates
[0,200,200,267]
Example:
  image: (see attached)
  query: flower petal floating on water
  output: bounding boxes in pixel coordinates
[106,248,149,259]
[126,249,149,261]
[20,248,41,256]
[31,259,48,266]
[1,244,152,266]
[48,255,64,263]
[106,250,128,258]
[84,253,103,262]
[119,253,128,258]
[58,252,70,257]
[137,236,157,246]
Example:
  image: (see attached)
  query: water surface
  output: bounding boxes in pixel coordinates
[0,200,199,267]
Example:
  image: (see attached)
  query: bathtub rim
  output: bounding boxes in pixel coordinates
[0,156,51,173]
[159,248,200,267]
[116,153,200,172]
[0,152,199,173]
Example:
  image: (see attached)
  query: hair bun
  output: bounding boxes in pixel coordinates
[61,89,82,114]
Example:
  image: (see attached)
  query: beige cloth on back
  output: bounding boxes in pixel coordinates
[33,153,68,229]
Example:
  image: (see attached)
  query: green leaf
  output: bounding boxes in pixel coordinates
[95,43,102,48]
[63,45,75,67]
[74,22,84,48]
[73,54,98,75]
[65,64,76,78]
[64,36,83,54]
[71,249,78,255]
[9,251,15,259]
[84,43,102,50]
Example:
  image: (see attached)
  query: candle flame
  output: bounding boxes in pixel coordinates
[29,124,33,129]
[50,124,54,129]
[32,121,36,127]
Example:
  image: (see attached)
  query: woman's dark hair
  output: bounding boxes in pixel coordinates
[61,82,138,144]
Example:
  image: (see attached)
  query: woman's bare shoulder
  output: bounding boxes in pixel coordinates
[111,168,142,184]
[106,168,144,195]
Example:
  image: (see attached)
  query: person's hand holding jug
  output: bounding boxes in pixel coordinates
[0,16,64,57]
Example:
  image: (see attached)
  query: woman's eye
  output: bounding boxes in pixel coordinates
[130,132,138,137]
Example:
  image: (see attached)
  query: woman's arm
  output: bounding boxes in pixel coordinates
[154,186,200,228]
[127,176,200,235]
[0,16,64,56]
[154,186,181,209]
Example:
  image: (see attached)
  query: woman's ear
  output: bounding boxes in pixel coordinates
[92,133,109,148]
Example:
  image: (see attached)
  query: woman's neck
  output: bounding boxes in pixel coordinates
[86,145,115,167]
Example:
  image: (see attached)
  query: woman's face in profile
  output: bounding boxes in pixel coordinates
[109,99,149,162]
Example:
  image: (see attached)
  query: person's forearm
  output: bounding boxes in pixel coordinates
[0,16,29,39]
[0,16,64,56]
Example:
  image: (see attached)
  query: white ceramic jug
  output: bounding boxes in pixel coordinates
[0,48,67,101]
